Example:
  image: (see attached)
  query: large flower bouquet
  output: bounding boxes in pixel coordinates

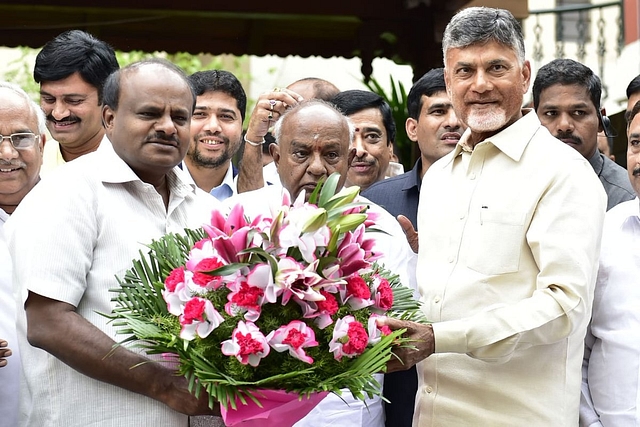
[109,174,425,425]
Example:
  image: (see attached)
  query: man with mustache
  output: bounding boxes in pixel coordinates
[579,101,640,426]
[7,59,220,426]
[34,30,119,175]
[0,81,46,427]
[331,90,395,191]
[183,70,246,201]
[361,67,464,427]
[533,58,635,210]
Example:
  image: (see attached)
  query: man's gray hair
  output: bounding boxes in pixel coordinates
[273,99,354,145]
[0,81,47,134]
[442,7,525,65]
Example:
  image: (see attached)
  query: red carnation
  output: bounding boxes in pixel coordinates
[346,275,371,299]
[342,321,368,355]
[317,290,339,315]
[376,278,394,311]
[231,282,264,311]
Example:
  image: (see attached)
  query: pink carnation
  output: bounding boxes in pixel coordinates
[221,321,270,367]
[267,320,318,364]
[164,267,185,292]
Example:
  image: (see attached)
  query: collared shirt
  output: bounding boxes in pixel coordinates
[223,185,414,427]
[0,225,19,427]
[6,137,219,427]
[0,208,8,225]
[580,197,640,427]
[415,110,606,426]
[182,161,238,201]
[40,138,66,177]
[588,150,636,210]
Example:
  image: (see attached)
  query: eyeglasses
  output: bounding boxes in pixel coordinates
[0,133,40,149]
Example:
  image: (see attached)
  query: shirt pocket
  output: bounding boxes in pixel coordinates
[466,210,526,275]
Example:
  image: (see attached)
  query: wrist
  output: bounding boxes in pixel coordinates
[244,134,265,147]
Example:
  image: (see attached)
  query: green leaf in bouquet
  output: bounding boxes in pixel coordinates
[327,213,368,233]
[313,172,340,207]
[321,185,361,211]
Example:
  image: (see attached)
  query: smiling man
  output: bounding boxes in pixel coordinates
[34,30,119,175]
[184,70,246,201]
[533,58,635,210]
[331,90,395,191]
[380,7,606,426]
[7,59,220,426]
[0,82,45,223]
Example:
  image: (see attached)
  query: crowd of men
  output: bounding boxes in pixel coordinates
[1,6,639,427]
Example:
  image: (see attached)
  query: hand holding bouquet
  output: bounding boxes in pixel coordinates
[110,174,426,425]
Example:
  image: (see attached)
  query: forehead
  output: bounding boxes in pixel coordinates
[281,105,349,146]
[195,91,240,112]
[40,72,97,96]
[119,67,193,110]
[539,84,595,109]
[628,113,640,136]
[0,90,38,131]
[421,91,450,109]
[445,40,519,68]
[348,107,384,129]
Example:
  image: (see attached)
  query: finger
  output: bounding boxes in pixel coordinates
[0,340,7,348]
[397,214,418,253]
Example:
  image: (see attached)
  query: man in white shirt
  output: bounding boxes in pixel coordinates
[226,99,413,427]
[183,70,246,201]
[579,100,640,426]
[7,59,219,426]
[381,7,606,426]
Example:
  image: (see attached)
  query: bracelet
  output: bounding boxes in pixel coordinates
[244,134,265,147]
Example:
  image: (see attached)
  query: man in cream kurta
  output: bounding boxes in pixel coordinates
[381,7,606,427]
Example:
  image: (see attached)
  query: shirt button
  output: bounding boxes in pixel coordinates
[470,173,476,180]
[426,386,433,394]
[434,296,441,304]
[447,256,454,263]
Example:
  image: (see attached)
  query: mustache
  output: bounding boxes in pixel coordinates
[0,160,26,168]
[145,133,180,145]
[46,114,80,124]
[633,166,640,177]
[555,132,582,145]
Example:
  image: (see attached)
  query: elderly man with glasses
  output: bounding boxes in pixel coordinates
[0,81,46,224]
[0,81,45,427]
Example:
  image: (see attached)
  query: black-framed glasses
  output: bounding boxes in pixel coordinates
[0,133,40,149]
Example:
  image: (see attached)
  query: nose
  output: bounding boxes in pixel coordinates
[306,153,328,177]
[0,137,19,160]
[155,113,177,135]
[202,115,222,133]
[471,70,493,93]
[50,101,70,121]
[556,113,574,133]
[352,135,367,157]
[444,109,461,130]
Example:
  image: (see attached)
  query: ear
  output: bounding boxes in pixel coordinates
[406,117,419,142]
[270,143,280,167]
[102,104,115,131]
[522,60,532,93]
[38,134,46,160]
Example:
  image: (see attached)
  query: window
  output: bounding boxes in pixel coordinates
[556,0,591,43]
